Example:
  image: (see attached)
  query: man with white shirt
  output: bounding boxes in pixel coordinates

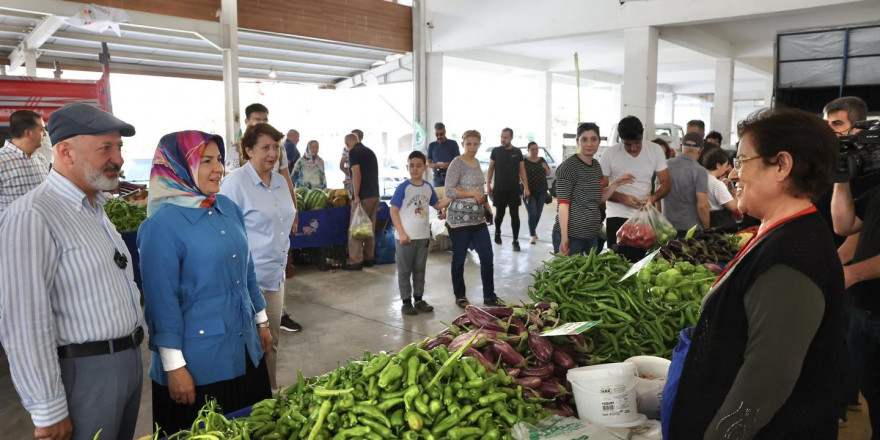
[0,103,145,440]
[0,110,50,213]
[601,116,672,261]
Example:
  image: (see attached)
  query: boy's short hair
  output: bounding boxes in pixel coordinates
[408,150,427,164]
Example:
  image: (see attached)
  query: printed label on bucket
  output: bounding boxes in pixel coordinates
[599,383,634,417]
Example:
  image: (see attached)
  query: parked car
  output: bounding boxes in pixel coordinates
[477,146,559,196]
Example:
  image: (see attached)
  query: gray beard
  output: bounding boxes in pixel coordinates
[84,167,120,191]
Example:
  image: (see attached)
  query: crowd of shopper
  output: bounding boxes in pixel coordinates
[1,93,879,440]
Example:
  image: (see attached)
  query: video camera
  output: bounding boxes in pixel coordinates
[838,119,880,181]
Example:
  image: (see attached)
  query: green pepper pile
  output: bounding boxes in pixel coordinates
[158,341,550,440]
[528,250,713,362]
[104,198,147,232]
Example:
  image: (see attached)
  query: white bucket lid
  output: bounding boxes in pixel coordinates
[567,362,638,381]
[624,356,672,379]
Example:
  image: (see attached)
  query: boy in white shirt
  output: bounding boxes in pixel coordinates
[390,151,452,315]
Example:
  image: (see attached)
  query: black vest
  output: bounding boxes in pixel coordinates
[668,212,844,439]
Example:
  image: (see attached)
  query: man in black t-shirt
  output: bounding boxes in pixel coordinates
[487,127,530,252]
[345,133,380,270]
[832,176,880,435]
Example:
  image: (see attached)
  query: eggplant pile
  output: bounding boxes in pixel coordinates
[426,303,600,417]
[657,231,739,265]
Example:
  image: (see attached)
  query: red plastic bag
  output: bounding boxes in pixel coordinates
[616,204,676,248]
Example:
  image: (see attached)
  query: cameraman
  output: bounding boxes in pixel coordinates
[832,152,880,437]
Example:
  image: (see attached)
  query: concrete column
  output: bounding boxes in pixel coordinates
[543,72,553,149]
[220,0,240,146]
[426,52,443,140]
[25,50,38,77]
[413,0,428,151]
[621,27,659,138]
[712,58,734,141]
[763,77,774,108]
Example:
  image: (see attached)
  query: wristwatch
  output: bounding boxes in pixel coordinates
[256,321,270,328]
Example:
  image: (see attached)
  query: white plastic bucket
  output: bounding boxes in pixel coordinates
[567,362,643,427]
[624,356,672,420]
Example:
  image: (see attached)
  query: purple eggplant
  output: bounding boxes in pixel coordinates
[514,376,542,388]
[553,349,576,370]
[465,305,508,332]
[509,317,527,335]
[556,403,576,417]
[571,353,594,366]
[424,336,452,350]
[568,334,590,354]
[451,314,472,327]
[521,363,554,379]
[527,311,545,328]
[521,388,538,399]
[462,347,496,371]
[505,368,521,378]
[528,331,554,364]
[533,301,553,311]
[490,340,526,367]
[537,381,568,399]
[482,307,514,318]
[448,328,501,352]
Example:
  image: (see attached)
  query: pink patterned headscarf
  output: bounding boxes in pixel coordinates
[146,131,225,217]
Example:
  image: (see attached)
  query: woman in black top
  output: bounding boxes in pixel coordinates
[523,142,551,244]
[668,108,845,439]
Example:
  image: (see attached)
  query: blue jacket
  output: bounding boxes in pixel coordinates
[138,195,267,386]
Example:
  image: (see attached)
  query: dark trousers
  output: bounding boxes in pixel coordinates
[492,190,521,242]
[59,346,143,440]
[605,216,648,262]
[152,350,271,436]
[449,224,495,301]
[525,192,547,237]
[552,228,598,255]
[850,307,880,439]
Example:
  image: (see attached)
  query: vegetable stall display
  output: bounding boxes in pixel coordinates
[104,197,147,233]
[528,250,714,362]
[428,304,599,417]
[150,341,550,440]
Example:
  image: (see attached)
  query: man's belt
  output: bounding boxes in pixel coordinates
[57,326,144,358]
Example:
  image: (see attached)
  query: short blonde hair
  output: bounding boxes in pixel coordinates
[462,130,481,142]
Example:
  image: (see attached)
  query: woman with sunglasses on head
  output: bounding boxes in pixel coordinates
[138,131,272,436]
[666,108,846,439]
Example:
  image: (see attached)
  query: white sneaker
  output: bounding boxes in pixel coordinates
[530,236,537,244]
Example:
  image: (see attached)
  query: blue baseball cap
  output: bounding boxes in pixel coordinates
[48,102,135,145]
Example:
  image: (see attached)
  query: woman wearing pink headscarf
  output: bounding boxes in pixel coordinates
[138,131,271,435]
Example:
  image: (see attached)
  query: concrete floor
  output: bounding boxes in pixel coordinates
[0,204,872,439]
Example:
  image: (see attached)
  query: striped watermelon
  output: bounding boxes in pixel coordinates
[305,189,328,210]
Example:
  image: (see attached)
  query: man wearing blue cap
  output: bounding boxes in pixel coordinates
[0,102,145,440]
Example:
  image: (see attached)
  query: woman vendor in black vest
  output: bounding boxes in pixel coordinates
[667,108,846,439]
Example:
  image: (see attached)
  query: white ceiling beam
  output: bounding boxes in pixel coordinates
[48,30,369,71]
[445,49,549,72]
[39,43,349,78]
[336,53,413,88]
[659,27,732,60]
[736,57,773,77]
[237,36,390,63]
[0,0,223,48]
[8,14,62,70]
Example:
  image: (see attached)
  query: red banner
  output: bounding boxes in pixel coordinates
[0,74,110,125]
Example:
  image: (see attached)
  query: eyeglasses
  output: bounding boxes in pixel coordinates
[732,155,760,171]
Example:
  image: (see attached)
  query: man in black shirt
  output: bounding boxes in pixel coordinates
[487,127,530,252]
[345,133,380,270]
[832,171,880,436]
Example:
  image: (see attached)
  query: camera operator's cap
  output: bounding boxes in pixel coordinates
[681,132,704,149]
[47,102,136,145]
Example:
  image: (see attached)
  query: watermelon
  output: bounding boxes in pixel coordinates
[305,189,328,210]
[295,186,309,200]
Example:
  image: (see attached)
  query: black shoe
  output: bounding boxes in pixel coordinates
[494,234,502,245]
[483,297,505,306]
[414,300,434,313]
[512,241,521,252]
[401,303,417,315]
[280,315,302,332]
[362,260,375,268]
[343,264,362,271]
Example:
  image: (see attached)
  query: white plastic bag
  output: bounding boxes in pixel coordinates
[512,415,627,440]
[430,216,448,237]
[349,204,373,239]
